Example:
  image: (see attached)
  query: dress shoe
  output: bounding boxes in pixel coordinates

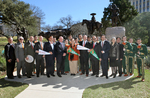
[118,74,122,77]
[37,75,39,77]
[136,76,141,78]
[47,75,50,78]
[27,76,31,78]
[41,73,46,75]
[51,74,55,77]
[96,75,99,77]
[18,75,21,78]
[8,77,14,79]
[57,74,62,77]
[91,74,95,76]
[124,74,128,76]
[141,78,145,82]
[109,74,113,77]
[106,76,108,79]
[71,74,73,76]
[80,73,83,75]
[73,74,76,76]
[100,75,104,77]
[86,74,88,77]
[130,73,132,76]
[61,73,67,75]
[23,74,27,76]
[113,74,116,78]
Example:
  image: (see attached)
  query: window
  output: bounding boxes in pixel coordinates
[143,9,145,12]
[147,8,149,11]
[133,2,135,6]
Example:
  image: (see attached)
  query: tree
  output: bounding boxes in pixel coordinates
[101,0,138,33]
[124,12,150,45]
[52,24,63,30]
[41,25,52,32]
[0,0,38,37]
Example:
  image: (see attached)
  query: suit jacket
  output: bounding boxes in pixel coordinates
[55,41,67,61]
[109,43,119,58]
[4,43,16,61]
[34,42,44,59]
[44,42,55,60]
[24,41,35,60]
[15,43,25,61]
[118,43,124,59]
[89,41,101,60]
[100,41,110,59]
[79,41,90,58]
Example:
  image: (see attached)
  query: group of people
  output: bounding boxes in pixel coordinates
[4,34,148,82]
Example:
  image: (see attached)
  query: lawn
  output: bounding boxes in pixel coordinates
[0,74,28,98]
[83,69,150,98]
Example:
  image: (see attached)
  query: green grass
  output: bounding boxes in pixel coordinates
[83,69,150,98]
[0,74,28,98]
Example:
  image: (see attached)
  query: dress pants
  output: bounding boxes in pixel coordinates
[17,60,26,76]
[6,60,15,78]
[117,60,122,75]
[57,56,65,75]
[101,58,108,76]
[69,61,78,74]
[46,58,54,76]
[26,62,34,77]
[36,57,44,75]
[80,56,89,75]
[90,59,99,75]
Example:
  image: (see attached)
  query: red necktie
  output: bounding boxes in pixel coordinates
[102,42,104,47]
[83,41,85,47]
[31,43,34,50]
[93,43,95,48]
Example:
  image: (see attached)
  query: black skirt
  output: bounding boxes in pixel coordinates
[110,57,117,67]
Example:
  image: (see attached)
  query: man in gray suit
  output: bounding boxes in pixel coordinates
[25,36,35,78]
[15,36,26,78]
[34,36,45,77]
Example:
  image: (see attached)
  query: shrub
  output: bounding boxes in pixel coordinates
[0,56,6,71]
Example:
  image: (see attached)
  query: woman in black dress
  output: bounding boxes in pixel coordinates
[109,37,119,78]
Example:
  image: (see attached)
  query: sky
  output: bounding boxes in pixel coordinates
[21,0,110,26]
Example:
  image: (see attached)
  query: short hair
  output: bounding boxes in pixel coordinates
[101,34,105,37]
[137,38,141,41]
[48,35,53,38]
[122,36,126,39]
[87,35,91,38]
[129,38,133,40]
[78,34,82,36]
[19,36,24,40]
[116,37,121,40]
[34,35,37,37]
[111,37,116,41]
[74,37,78,40]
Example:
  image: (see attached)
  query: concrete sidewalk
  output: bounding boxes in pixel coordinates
[5,69,133,98]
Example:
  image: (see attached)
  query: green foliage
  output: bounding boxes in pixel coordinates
[0,56,6,71]
[124,12,150,45]
[101,0,138,33]
[0,0,38,36]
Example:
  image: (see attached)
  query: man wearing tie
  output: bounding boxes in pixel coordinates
[34,36,45,77]
[44,35,56,78]
[4,37,16,79]
[25,36,35,78]
[90,36,101,77]
[15,36,26,78]
[79,35,90,77]
[55,36,67,77]
[100,35,110,79]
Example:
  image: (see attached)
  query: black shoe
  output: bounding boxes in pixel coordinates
[51,74,55,77]
[58,74,62,77]
[96,75,99,77]
[109,74,113,77]
[118,74,122,77]
[47,75,50,78]
[18,75,21,78]
[113,74,116,78]
[61,73,67,75]
[23,74,27,76]
[100,75,104,77]
[27,76,31,78]
[71,74,73,76]
[37,75,39,77]
[106,76,108,79]
[91,74,95,76]
[41,73,46,75]
[8,77,14,79]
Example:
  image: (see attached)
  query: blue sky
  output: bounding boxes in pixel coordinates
[21,0,110,26]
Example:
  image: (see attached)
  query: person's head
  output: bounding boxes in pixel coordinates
[48,35,53,42]
[101,34,106,41]
[68,35,72,40]
[74,37,78,43]
[83,35,87,41]
[92,36,97,42]
[65,39,68,44]
[8,37,13,44]
[128,38,133,43]
[96,36,100,41]
[53,37,56,42]
[19,36,24,43]
[71,38,75,45]
[87,36,91,41]
[78,34,82,40]
[29,36,34,42]
[39,36,43,42]
[116,37,121,43]
[137,38,142,45]
[59,36,64,43]
[34,35,38,41]
[111,37,116,43]
[122,36,126,42]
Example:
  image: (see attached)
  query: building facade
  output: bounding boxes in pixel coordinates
[129,0,150,13]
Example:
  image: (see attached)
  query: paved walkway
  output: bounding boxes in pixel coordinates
[5,69,133,98]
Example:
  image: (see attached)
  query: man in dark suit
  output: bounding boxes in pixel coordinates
[100,34,110,79]
[79,35,90,77]
[116,37,124,77]
[89,36,101,77]
[34,36,45,77]
[55,36,67,77]
[44,35,56,78]
[4,37,16,79]
[25,36,35,78]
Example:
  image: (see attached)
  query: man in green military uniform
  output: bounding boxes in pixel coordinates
[122,36,133,76]
[128,38,137,76]
[136,38,148,82]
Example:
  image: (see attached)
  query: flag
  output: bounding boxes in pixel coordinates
[89,49,99,60]
[77,45,90,50]
[68,47,79,56]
